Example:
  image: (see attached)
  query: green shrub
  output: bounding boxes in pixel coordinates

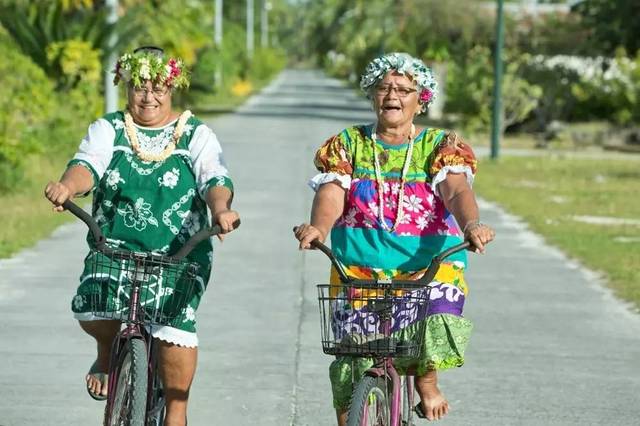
[247,47,287,84]
[571,52,640,125]
[0,32,55,191]
[0,30,100,193]
[446,47,542,134]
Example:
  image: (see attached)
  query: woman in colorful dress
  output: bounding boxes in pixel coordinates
[44,46,239,425]
[294,52,495,424]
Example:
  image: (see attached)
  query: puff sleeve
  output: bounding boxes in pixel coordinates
[429,132,477,196]
[308,132,354,191]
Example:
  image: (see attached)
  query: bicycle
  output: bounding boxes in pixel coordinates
[63,200,239,426]
[310,237,470,426]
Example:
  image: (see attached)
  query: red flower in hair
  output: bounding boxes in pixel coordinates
[419,89,433,103]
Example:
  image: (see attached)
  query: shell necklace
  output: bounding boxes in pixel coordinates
[371,123,416,232]
[124,109,192,162]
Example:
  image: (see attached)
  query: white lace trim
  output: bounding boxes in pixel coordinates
[430,165,475,198]
[73,313,199,347]
[113,146,189,157]
[126,126,175,156]
[146,325,198,348]
[308,172,352,191]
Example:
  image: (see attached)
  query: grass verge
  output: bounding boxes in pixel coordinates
[475,154,640,311]
[0,156,76,258]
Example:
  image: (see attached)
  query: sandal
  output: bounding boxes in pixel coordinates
[86,360,108,401]
[414,403,427,419]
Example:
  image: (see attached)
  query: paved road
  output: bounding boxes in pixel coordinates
[1,70,639,426]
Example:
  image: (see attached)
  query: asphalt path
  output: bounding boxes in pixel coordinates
[1,70,639,425]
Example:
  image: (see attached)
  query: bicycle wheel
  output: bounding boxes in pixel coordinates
[107,338,148,426]
[346,375,390,426]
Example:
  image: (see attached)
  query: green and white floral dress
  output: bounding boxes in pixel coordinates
[69,110,233,347]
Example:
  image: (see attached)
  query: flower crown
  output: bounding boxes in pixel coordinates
[360,52,438,112]
[113,50,190,89]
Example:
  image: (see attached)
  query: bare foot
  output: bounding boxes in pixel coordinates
[86,354,109,400]
[415,370,450,421]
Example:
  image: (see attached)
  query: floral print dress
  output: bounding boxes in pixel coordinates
[68,111,233,347]
[309,124,477,409]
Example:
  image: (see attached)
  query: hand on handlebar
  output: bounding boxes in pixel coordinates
[464,222,495,254]
[293,223,326,250]
[214,209,240,241]
[44,181,73,212]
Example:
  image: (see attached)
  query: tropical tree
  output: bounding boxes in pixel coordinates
[573,0,640,55]
[0,1,139,90]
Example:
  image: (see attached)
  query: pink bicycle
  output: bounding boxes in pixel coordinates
[311,238,470,426]
[64,200,238,426]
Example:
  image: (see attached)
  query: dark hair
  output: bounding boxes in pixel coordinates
[133,46,164,57]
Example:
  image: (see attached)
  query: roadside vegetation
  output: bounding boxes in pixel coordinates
[475,155,640,311]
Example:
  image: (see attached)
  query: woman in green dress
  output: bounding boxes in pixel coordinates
[44,46,239,425]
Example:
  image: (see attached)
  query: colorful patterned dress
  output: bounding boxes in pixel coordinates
[68,111,233,347]
[309,124,477,409]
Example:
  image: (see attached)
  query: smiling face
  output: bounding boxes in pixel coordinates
[372,72,422,130]
[127,80,173,127]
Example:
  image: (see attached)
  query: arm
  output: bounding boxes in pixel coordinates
[44,118,114,212]
[439,173,494,253]
[295,182,346,249]
[44,165,94,212]
[204,185,239,239]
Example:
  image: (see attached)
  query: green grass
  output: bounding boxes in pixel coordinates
[0,156,76,258]
[475,155,640,311]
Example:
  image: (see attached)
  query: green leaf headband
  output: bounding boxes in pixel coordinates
[360,52,438,111]
[113,50,190,89]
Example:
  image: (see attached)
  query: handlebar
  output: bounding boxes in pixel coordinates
[296,226,471,287]
[63,200,240,260]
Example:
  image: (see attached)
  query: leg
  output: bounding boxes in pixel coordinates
[79,319,121,398]
[415,369,449,421]
[330,356,374,426]
[157,340,197,426]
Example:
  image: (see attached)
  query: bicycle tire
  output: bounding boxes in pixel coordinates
[346,375,390,426]
[108,338,148,426]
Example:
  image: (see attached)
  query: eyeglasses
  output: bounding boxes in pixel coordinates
[374,85,417,98]
[131,87,170,98]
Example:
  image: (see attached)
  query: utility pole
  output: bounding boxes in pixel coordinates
[214,0,223,87]
[490,0,505,160]
[104,0,119,113]
[246,0,254,58]
[261,1,271,48]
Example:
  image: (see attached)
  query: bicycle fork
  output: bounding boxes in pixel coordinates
[364,360,402,426]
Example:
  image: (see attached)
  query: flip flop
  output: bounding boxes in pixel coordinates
[414,403,427,419]
[86,360,108,401]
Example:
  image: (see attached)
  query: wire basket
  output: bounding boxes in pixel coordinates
[81,249,202,327]
[317,283,431,358]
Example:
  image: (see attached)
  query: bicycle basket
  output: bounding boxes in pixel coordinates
[317,284,430,358]
[80,249,202,327]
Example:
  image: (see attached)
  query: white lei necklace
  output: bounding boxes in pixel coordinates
[124,109,192,162]
[372,123,416,232]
